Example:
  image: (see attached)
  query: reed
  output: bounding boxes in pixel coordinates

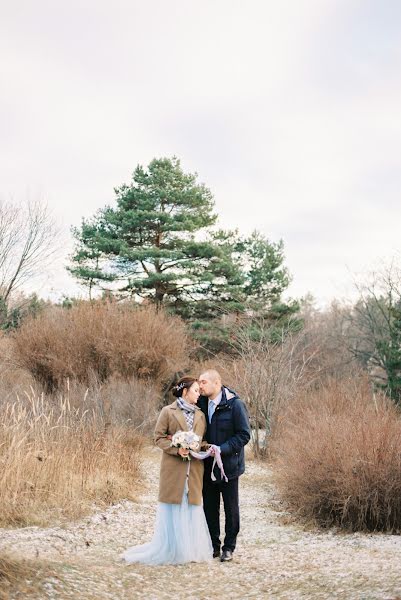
[0,388,143,526]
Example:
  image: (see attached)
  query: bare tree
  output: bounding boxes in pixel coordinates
[0,199,59,306]
[228,320,318,458]
[298,300,358,380]
[345,260,401,401]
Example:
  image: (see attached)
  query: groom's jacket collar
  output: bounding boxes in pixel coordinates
[217,386,238,408]
[222,386,237,402]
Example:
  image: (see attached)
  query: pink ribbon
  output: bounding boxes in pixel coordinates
[189,444,228,482]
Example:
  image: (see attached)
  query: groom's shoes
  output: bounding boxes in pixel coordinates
[220,549,233,562]
[213,549,221,558]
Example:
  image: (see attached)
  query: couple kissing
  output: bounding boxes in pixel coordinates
[121,369,251,565]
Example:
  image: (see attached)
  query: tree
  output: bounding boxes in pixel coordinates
[0,199,58,314]
[345,262,401,403]
[238,231,290,308]
[229,320,316,458]
[69,157,297,357]
[69,157,242,307]
[182,231,299,356]
[0,292,47,331]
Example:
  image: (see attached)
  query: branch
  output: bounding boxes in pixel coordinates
[0,199,60,303]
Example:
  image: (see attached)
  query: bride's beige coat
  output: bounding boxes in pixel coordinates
[154,401,208,505]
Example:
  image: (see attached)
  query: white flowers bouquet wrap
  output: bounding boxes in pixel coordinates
[171,430,201,460]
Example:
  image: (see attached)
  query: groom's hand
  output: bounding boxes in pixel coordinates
[178,448,189,457]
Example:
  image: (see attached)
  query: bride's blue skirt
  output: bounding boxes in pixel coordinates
[121,482,213,565]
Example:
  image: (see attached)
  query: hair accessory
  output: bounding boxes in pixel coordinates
[175,381,187,392]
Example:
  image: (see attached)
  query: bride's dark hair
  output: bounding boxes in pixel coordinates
[172,376,197,398]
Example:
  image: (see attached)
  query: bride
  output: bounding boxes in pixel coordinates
[121,376,213,565]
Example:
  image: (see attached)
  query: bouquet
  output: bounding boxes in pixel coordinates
[171,430,201,460]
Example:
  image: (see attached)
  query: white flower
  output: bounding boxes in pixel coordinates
[171,431,186,447]
[171,430,201,451]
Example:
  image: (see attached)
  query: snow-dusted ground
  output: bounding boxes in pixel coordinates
[1,446,401,599]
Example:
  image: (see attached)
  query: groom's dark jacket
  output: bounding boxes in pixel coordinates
[198,386,250,482]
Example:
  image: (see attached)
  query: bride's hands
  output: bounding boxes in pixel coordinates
[178,448,189,458]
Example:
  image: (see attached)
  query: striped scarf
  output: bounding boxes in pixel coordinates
[176,397,196,430]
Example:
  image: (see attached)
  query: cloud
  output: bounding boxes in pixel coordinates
[1,0,400,307]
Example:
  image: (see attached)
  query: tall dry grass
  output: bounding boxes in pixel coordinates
[0,553,53,599]
[271,376,401,532]
[0,388,143,526]
[53,375,162,433]
[12,301,190,391]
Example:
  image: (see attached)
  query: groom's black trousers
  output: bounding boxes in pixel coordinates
[202,476,239,553]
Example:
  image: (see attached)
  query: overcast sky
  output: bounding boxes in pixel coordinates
[1,0,401,307]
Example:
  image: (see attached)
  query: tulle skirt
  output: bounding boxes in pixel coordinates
[121,481,213,565]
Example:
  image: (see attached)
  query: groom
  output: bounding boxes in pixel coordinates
[198,369,250,562]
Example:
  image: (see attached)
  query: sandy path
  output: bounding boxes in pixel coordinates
[1,446,401,599]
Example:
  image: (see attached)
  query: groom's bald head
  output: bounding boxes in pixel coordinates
[199,369,222,399]
[200,369,221,384]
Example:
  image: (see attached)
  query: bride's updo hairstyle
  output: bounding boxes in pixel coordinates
[172,376,197,398]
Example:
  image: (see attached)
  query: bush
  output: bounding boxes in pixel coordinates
[11,301,190,391]
[57,374,161,434]
[271,376,401,532]
[0,388,143,526]
[0,333,37,400]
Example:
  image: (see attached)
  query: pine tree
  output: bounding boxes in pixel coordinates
[69,157,242,308]
[69,157,297,356]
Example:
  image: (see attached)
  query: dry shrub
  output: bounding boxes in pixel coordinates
[0,389,143,526]
[57,375,161,434]
[271,376,401,532]
[97,376,160,431]
[11,301,190,391]
[0,334,37,401]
